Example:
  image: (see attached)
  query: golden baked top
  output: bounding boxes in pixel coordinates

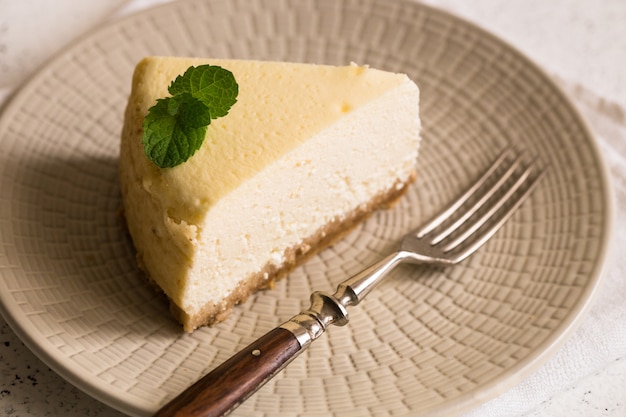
[126,57,407,223]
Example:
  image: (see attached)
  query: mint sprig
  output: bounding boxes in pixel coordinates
[142,65,238,168]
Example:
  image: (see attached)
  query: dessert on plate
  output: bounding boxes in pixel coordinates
[119,56,421,331]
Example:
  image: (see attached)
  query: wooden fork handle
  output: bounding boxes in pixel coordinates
[153,254,409,417]
[154,327,302,417]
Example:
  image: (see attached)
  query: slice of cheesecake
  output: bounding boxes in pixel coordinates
[120,56,421,332]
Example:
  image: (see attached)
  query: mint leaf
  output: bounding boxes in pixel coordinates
[168,65,238,118]
[142,64,238,168]
[142,93,211,168]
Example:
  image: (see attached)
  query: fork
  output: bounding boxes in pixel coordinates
[154,148,545,417]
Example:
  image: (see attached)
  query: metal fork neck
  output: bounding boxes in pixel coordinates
[280,250,413,348]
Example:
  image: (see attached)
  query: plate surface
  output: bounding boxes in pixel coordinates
[0,0,612,416]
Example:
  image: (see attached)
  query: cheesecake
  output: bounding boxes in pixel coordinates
[120,57,421,332]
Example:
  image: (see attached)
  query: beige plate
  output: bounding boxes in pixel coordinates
[0,0,613,416]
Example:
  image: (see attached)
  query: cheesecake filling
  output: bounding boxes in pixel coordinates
[181,78,419,317]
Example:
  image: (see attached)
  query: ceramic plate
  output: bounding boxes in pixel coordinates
[0,0,612,416]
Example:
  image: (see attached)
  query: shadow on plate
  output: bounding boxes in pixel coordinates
[4,153,181,341]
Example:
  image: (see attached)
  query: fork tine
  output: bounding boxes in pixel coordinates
[429,153,525,245]
[442,165,545,263]
[415,148,512,238]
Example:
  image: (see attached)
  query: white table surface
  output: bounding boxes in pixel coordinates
[1,1,625,416]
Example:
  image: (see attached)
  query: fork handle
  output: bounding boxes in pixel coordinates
[153,327,302,417]
[155,251,409,417]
